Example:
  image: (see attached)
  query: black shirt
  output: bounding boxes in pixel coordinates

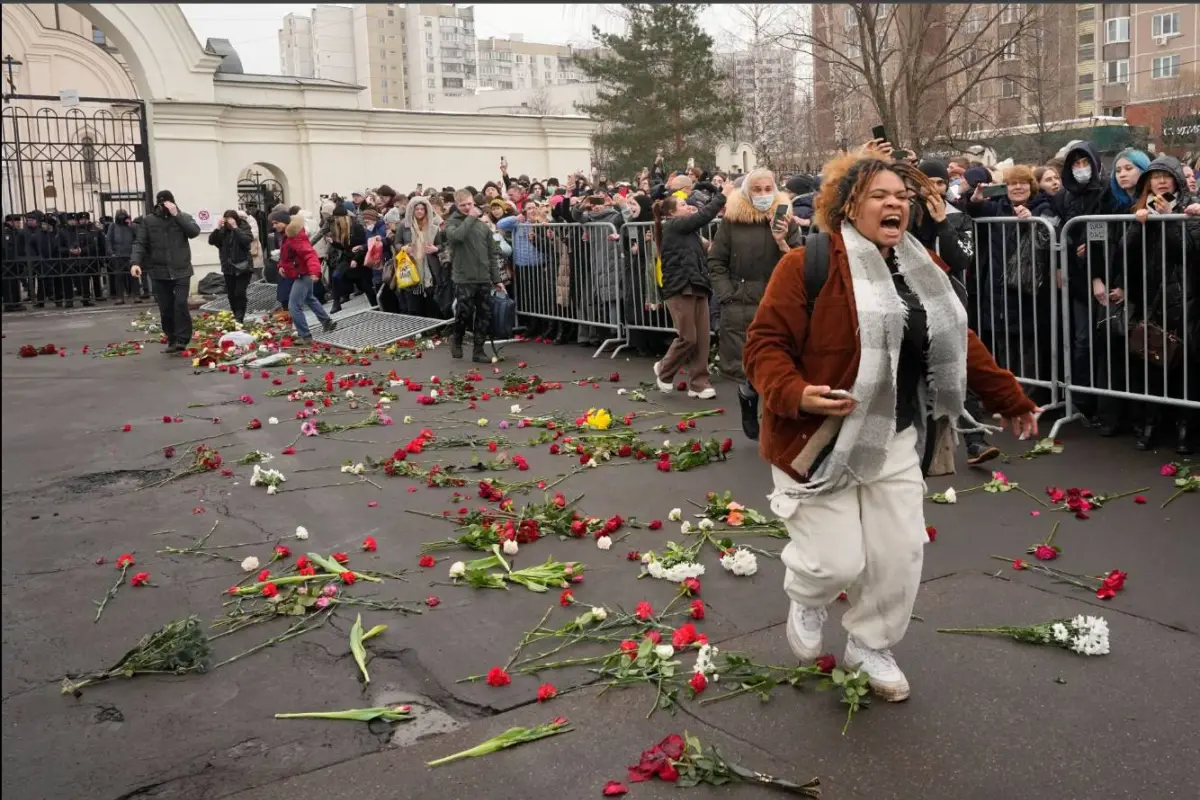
[887,253,928,433]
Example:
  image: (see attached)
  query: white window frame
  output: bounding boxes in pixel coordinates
[1151,54,1181,80]
[1001,42,1018,61]
[1104,17,1129,44]
[1001,78,1019,98]
[1151,12,1181,39]
[1000,5,1018,25]
[1105,59,1128,84]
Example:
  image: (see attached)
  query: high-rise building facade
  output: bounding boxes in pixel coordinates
[279,13,315,79]
[477,35,585,92]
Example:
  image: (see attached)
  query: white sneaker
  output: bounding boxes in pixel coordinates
[786,603,828,663]
[653,361,674,393]
[688,387,717,400]
[844,635,910,702]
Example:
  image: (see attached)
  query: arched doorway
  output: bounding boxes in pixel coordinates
[236,163,288,250]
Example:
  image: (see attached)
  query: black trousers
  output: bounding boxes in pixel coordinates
[454,283,491,343]
[343,267,378,306]
[153,277,193,347]
[224,271,253,322]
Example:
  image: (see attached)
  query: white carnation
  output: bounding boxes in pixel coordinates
[240,556,260,572]
[698,518,714,531]
[647,561,666,579]
[668,508,682,521]
[590,606,608,622]
[680,521,693,534]
[510,404,522,414]
[596,535,612,550]
[502,539,519,556]
[720,548,758,577]
[267,485,277,495]
[295,525,309,540]
[268,417,279,425]
[944,487,957,504]
[449,561,466,578]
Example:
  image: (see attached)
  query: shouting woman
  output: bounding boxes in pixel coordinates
[744,152,1038,702]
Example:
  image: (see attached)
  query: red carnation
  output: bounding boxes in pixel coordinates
[682,576,701,595]
[688,671,707,694]
[419,554,436,568]
[361,536,377,552]
[340,570,356,585]
[115,553,135,569]
[635,600,653,620]
[672,623,698,648]
[536,683,557,702]
[485,666,511,687]
[130,571,151,587]
[560,589,575,607]
[332,552,349,564]
[261,582,278,598]
[647,519,663,530]
[925,525,937,542]
[425,595,440,607]
[689,599,705,620]
[274,545,291,558]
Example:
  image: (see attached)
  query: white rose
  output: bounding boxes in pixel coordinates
[510,404,522,414]
[591,606,608,622]
[668,508,682,521]
[345,390,355,398]
[944,487,957,504]
[449,561,466,578]
[240,556,260,572]
[654,644,675,661]
[502,539,519,555]
[268,417,279,425]
[430,389,439,398]
[698,518,714,531]
[295,526,309,540]
[596,535,612,550]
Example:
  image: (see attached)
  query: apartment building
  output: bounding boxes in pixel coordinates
[477,35,585,91]
[1083,4,1198,114]
[279,13,315,79]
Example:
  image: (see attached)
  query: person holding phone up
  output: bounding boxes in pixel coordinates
[708,168,803,440]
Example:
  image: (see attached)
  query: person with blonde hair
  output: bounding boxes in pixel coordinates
[744,152,1037,702]
[708,167,802,439]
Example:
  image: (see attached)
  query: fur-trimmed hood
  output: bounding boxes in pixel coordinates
[285,214,307,238]
[723,190,792,225]
[405,195,443,230]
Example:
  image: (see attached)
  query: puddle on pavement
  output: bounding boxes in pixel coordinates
[373,687,463,747]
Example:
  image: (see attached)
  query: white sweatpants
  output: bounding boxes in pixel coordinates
[770,426,927,651]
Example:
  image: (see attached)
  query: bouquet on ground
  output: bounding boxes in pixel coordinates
[627,731,821,796]
[938,614,1110,656]
[639,540,705,583]
[62,617,212,696]
[447,545,582,593]
[249,464,287,494]
[699,491,786,537]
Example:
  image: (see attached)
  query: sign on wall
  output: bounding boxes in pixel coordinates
[196,208,215,233]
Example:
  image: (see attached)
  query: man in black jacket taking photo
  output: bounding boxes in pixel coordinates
[130,190,201,353]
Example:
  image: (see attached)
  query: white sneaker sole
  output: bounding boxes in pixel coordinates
[688,388,717,400]
[843,654,911,702]
[653,361,674,393]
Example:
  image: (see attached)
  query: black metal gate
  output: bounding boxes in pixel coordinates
[237,174,284,252]
[2,94,153,311]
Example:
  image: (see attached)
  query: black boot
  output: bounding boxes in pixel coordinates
[451,334,464,359]
[965,437,1001,466]
[1135,423,1156,451]
[471,342,490,364]
[739,392,759,441]
[1177,420,1193,456]
[321,318,337,333]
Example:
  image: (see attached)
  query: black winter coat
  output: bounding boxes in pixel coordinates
[207,219,255,275]
[657,193,726,300]
[131,208,201,280]
[1054,142,1121,302]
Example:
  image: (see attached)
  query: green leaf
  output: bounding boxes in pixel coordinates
[831,667,846,684]
[350,613,370,684]
[362,624,387,642]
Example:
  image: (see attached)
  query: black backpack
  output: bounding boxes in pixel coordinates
[803,231,830,315]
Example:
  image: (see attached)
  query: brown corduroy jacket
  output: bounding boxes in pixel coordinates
[743,231,1037,483]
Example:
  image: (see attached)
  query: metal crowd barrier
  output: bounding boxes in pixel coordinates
[511,221,624,358]
[968,217,1063,413]
[618,221,677,341]
[1054,213,1196,437]
[0,248,143,311]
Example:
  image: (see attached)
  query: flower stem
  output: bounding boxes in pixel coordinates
[1161,487,1190,509]
[94,564,129,623]
[1016,485,1050,508]
[935,627,1009,635]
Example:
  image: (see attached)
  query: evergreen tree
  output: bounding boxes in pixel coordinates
[575,4,741,179]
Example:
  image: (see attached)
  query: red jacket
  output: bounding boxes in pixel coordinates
[278,217,321,279]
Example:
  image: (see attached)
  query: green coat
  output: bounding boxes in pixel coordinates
[444,212,501,285]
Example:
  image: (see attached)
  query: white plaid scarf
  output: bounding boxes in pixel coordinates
[773,222,995,502]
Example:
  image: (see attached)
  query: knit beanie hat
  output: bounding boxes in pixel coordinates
[918,160,951,183]
[785,175,815,196]
[268,210,291,225]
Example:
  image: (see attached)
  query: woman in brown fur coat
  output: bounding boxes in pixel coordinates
[708,168,804,439]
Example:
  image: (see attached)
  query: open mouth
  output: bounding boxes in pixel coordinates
[880,214,903,232]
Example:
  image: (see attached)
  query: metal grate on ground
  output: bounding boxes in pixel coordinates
[311,311,449,352]
[199,281,279,314]
[302,294,371,329]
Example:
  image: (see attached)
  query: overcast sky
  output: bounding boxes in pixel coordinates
[179,4,752,76]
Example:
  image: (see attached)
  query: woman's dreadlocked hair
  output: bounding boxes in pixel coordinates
[814,153,939,234]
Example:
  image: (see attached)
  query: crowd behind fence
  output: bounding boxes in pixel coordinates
[2,212,1193,433]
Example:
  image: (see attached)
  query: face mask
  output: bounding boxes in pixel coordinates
[751,195,774,212]
[1072,166,1092,184]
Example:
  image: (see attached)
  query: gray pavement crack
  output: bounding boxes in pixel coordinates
[110,765,214,800]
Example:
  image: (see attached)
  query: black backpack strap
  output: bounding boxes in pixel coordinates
[803,232,830,316]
